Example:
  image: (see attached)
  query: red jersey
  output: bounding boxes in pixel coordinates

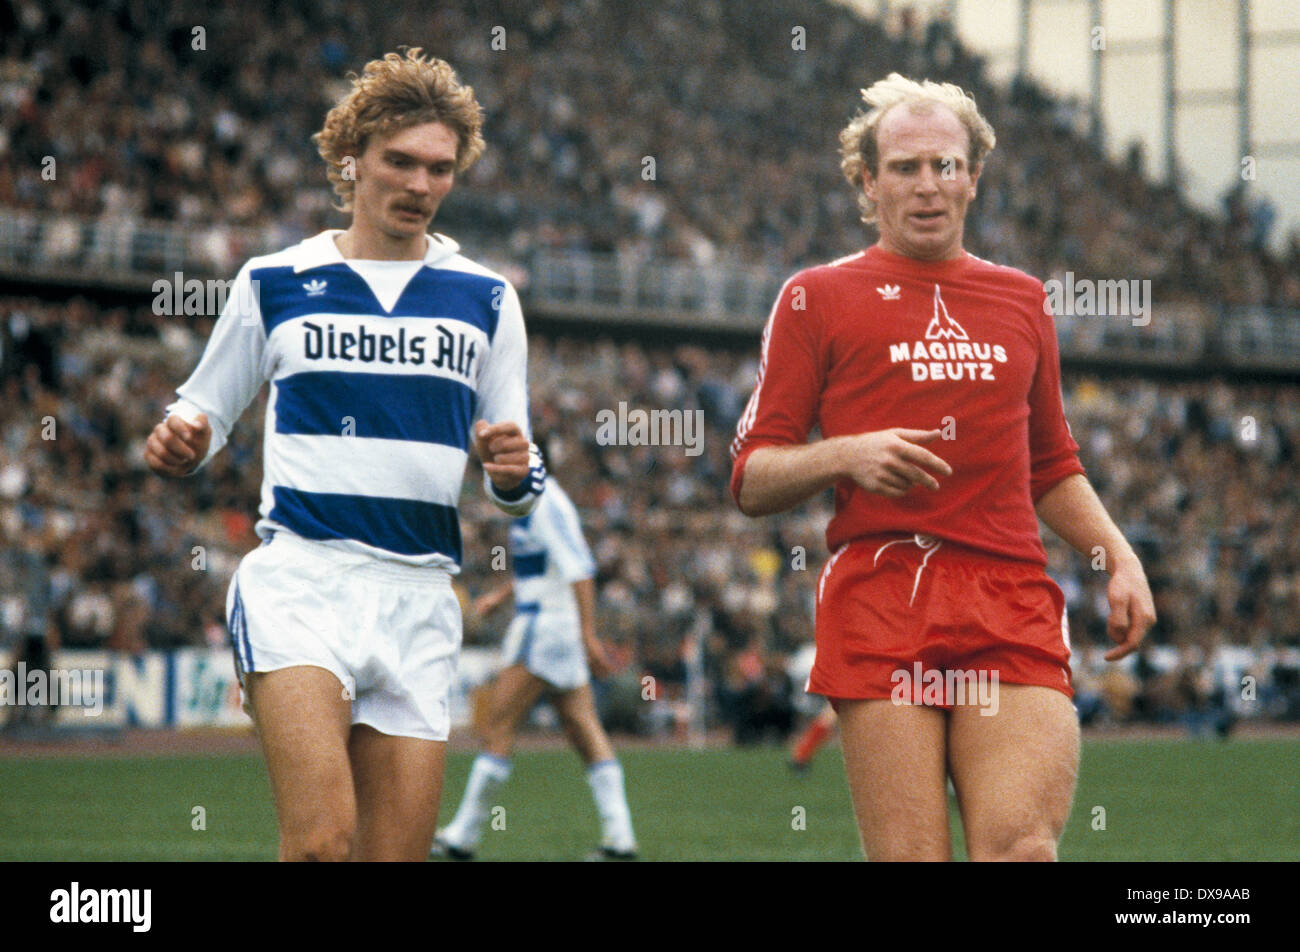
[730,245,1084,565]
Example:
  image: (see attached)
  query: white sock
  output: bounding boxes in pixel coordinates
[586,759,636,853]
[441,754,511,851]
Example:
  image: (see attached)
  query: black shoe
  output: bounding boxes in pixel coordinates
[585,845,638,862]
[430,835,475,861]
[789,758,811,774]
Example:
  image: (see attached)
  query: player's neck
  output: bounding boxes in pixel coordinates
[335,224,428,261]
[874,237,968,264]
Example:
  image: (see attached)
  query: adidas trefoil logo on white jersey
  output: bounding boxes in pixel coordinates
[303,279,328,297]
[877,284,901,300]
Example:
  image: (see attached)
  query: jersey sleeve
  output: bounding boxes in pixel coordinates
[476,280,544,516]
[1027,292,1086,501]
[166,262,268,471]
[534,492,596,582]
[729,272,825,506]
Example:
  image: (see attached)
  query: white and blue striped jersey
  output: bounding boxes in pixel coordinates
[509,480,595,616]
[167,229,544,570]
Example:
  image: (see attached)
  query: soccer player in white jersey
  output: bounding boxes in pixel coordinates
[434,464,637,860]
[144,49,545,861]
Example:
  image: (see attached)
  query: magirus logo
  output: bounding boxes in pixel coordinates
[889,285,1007,382]
[924,284,968,340]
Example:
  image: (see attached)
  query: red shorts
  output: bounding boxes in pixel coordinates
[810,533,1073,705]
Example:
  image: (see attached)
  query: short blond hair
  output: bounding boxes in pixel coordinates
[313,48,486,212]
[839,73,996,225]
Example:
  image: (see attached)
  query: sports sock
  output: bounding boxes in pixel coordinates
[586,759,636,854]
[440,753,511,850]
[792,717,832,765]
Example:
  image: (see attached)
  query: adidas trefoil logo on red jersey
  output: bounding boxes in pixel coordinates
[877,284,901,300]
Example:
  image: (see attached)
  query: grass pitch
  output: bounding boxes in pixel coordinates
[1,738,1294,861]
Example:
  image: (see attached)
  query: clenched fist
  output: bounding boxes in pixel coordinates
[473,420,530,491]
[145,413,212,477]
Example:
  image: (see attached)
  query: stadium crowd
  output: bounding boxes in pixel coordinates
[3,293,1298,735]
[2,0,1299,309]
[3,0,1299,737]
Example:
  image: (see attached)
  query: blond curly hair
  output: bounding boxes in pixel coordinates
[313,48,486,212]
[839,73,996,225]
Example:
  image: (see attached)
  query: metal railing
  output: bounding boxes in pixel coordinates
[1215,307,1300,371]
[2,206,1297,368]
[1053,303,1210,366]
[525,249,785,329]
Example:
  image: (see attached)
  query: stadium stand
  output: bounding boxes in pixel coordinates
[2,0,1298,737]
[3,0,1299,307]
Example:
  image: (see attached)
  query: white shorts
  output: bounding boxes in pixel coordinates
[501,606,588,691]
[225,533,461,741]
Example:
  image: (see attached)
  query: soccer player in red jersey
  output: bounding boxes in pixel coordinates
[730,74,1156,861]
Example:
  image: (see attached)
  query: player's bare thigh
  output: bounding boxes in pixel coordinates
[552,683,615,765]
[946,683,1080,861]
[244,665,354,861]
[836,698,951,861]
[482,663,548,758]
[348,725,446,861]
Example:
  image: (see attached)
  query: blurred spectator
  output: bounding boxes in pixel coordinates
[2,0,1299,729]
[2,287,1298,726]
[2,0,1296,305]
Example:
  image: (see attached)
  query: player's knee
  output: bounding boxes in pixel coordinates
[865,842,950,862]
[969,826,1058,862]
[863,827,950,862]
[281,819,354,862]
[991,833,1058,862]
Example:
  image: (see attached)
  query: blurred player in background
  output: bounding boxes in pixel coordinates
[790,702,838,772]
[434,453,637,861]
[145,49,545,861]
[730,74,1155,860]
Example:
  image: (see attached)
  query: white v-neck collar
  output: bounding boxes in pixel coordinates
[345,258,424,312]
[289,230,462,312]
[291,230,461,273]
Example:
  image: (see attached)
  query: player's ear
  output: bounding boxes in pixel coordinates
[862,168,878,205]
[345,138,368,184]
[968,161,980,200]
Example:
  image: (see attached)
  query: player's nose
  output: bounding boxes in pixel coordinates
[406,167,432,195]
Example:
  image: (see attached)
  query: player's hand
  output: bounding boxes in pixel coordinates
[1103,556,1156,661]
[473,420,530,490]
[841,428,952,498]
[144,413,212,477]
[584,635,615,680]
